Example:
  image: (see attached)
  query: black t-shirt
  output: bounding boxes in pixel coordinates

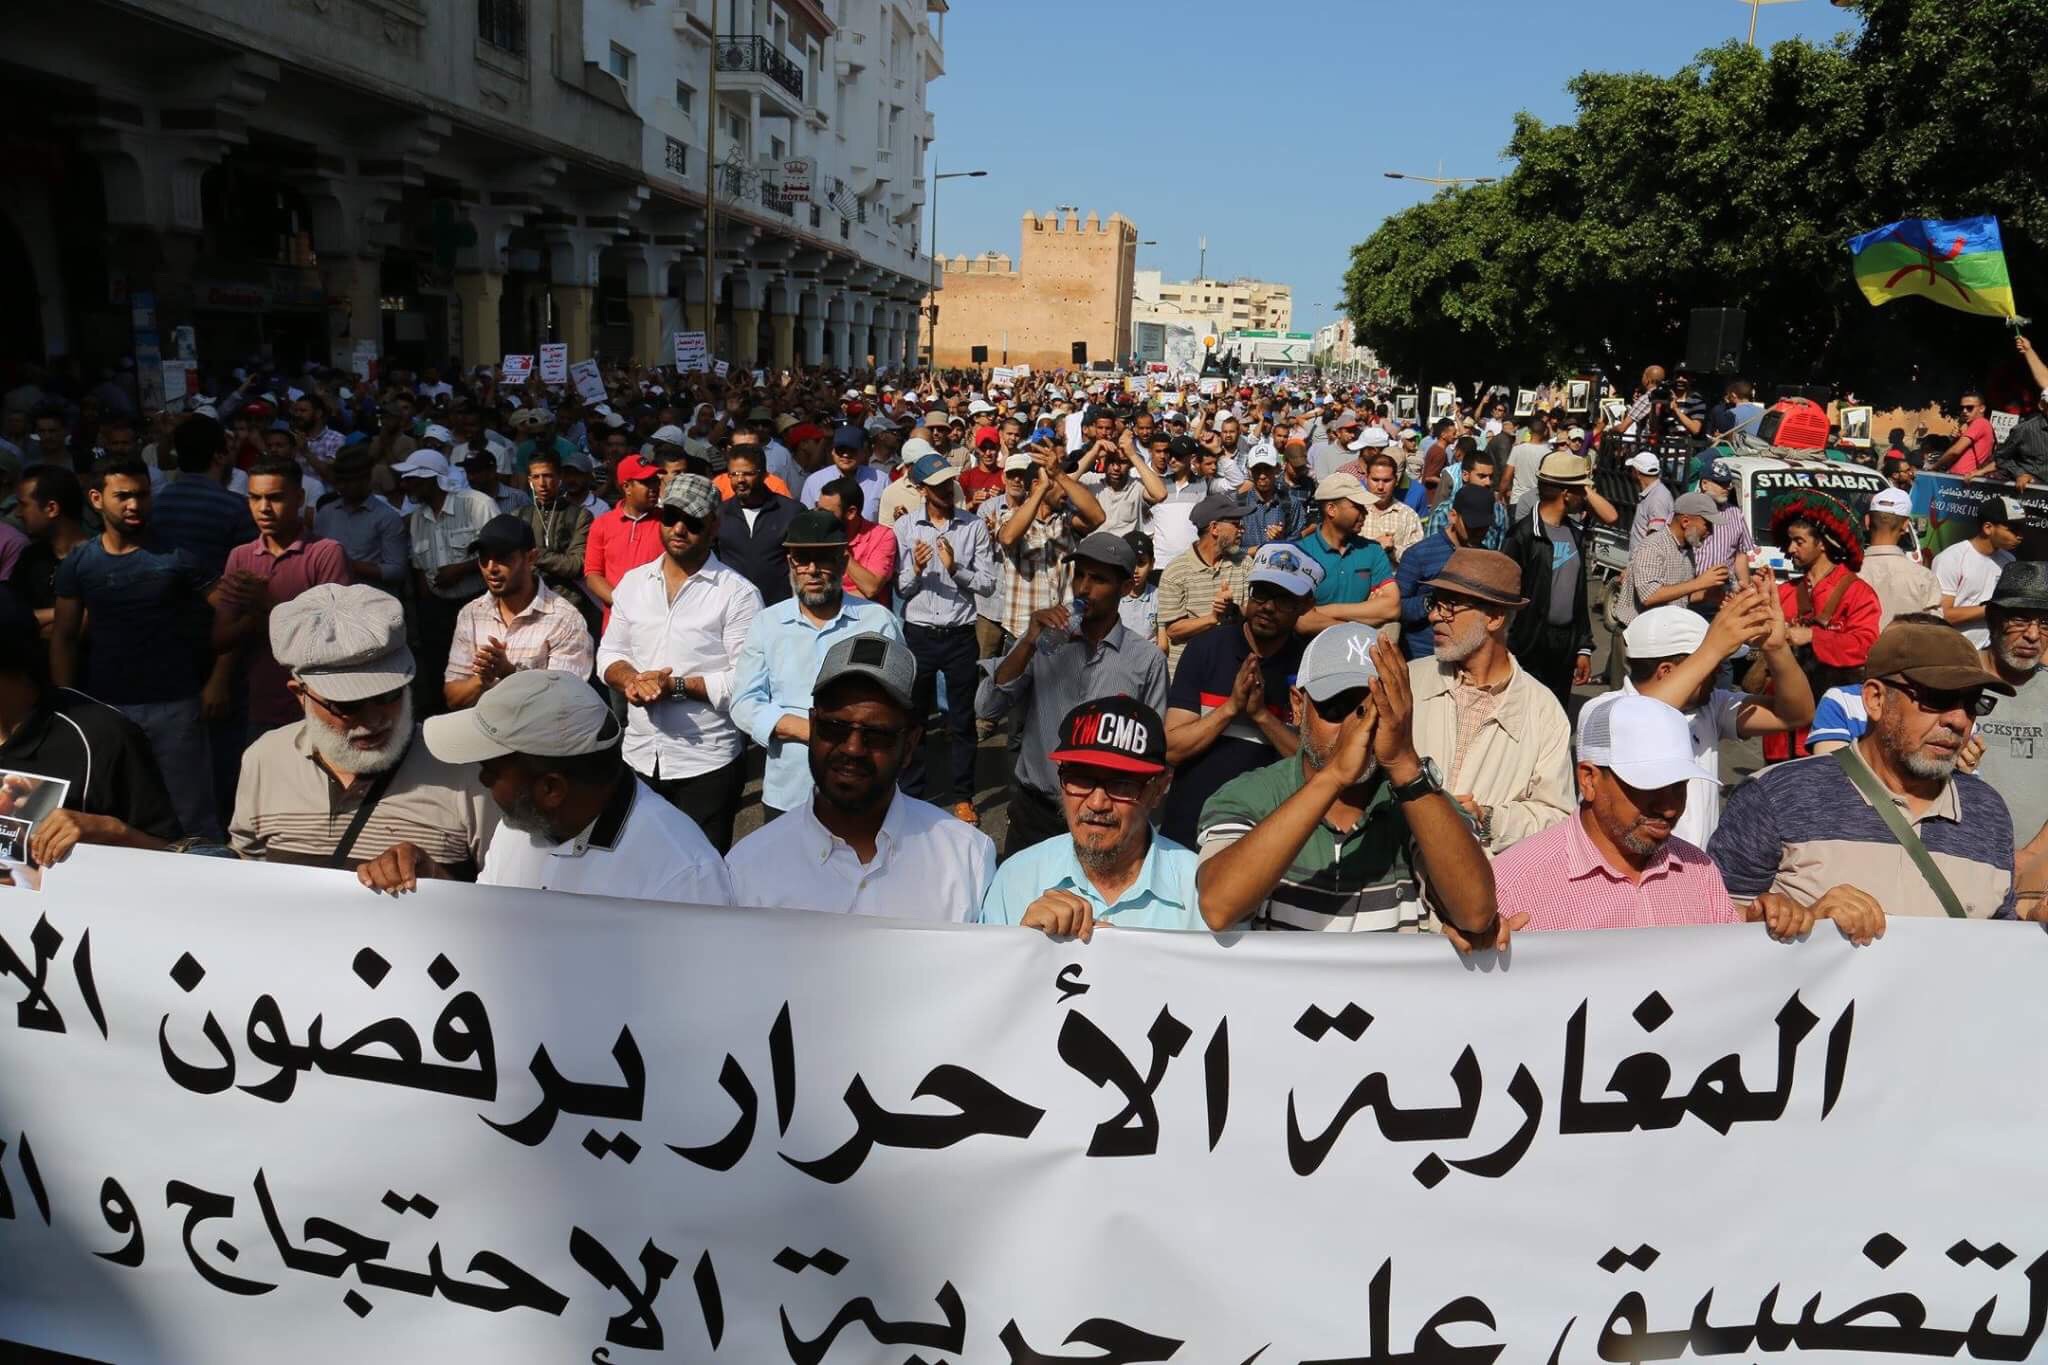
[0,687,183,841]
[13,540,63,613]
[1160,625,1307,847]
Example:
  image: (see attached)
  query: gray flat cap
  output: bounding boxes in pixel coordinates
[660,471,718,519]
[269,583,415,701]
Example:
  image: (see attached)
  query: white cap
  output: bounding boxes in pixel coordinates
[899,436,939,465]
[648,424,687,446]
[1346,427,1391,452]
[424,668,621,764]
[1245,443,1279,469]
[389,450,452,489]
[1576,694,1719,789]
[421,423,454,446]
[1622,605,1710,661]
[1868,487,1913,515]
[1002,452,1037,473]
[967,399,995,415]
[1627,451,1663,475]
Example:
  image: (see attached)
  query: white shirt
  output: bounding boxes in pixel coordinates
[726,791,995,919]
[1079,472,1156,538]
[479,775,734,905]
[408,488,498,598]
[1064,410,1086,454]
[1932,540,2014,648]
[596,554,763,780]
[1623,677,1741,849]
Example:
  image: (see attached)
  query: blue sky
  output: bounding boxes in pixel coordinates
[924,0,1863,334]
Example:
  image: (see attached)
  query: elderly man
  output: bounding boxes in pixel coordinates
[1194,626,1502,942]
[442,515,593,711]
[1710,618,2016,921]
[390,447,494,705]
[979,696,1201,936]
[1160,542,1320,846]
[1398,486,1498,660]
[731,509,902,819]
[814,474,895,608]
[360,669,732,904]
[1625,450,1674,551]
[597,473,762,852]
[978,531,1169,859]
[1156,492,1248,673]
[1408,548,1574,853]
[1977,566,2048,909]
[729,634,994,916]
[1296,474,1399,635]
[1617,490,1728,630]
[232,583,491,873]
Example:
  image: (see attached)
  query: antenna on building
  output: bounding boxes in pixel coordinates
[1198,236,1207,282]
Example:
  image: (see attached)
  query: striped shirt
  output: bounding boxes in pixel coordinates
[980,497,1078,640]
[1155,545,1249,674]
[1706,746,2016,919]
[1692,505,1755,577]
[1197,752,1426,933]
[975,622,1168,803]
[1499,810,1741,932]
[444,580,595,685]
[1617,526,1696,626]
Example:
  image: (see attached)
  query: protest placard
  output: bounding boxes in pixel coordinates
[537,344,568,384]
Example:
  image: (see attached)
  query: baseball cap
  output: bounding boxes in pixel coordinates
[389,450,452,489]
[1576,693,1719,790]
[1672,491,1719,520]
[910,451,959,486]
[974,425,1000,449]
[421,423,454,446]
[1123,530,1154,562]
[1191,492,1247,531]
[787,422,826,445]
[424,668,621,765]
[1346,426,1391,452]
[1167,434,1202,461]
[814,633,916,710]
[1863,619,2015,694]
[1066,530,1137,576]
[899,436,940,466]
[1452,484,1496,533]
[1246,542,1325,598]
[1867,487,1913,515]
[1296,623,1381,703]
[648,423,687,446]
[1245,444,1279,469]
[1003,452,1038,473]
[832,425,868,450]
[1314,473,1371,507]
[270,583,416,702]
[470,514,536,559]
[1980,495,2025,526]
[1627,451,1663,476]
[1700,460,1736,489]
[1622,605,1710,662]
[660,472,718,519]
[1048,696,1167,775]
[616,453,660,482]
[784,508,848,548]
[967,399,996,415]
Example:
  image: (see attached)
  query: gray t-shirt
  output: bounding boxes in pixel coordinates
[1975,667,2047,845]
[1506,442,1550,502]
[1630,481,1674,552]
[1543,520,1579,627]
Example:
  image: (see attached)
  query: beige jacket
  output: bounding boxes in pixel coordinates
[1408,654,1575,851]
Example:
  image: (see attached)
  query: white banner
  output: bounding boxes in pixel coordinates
[5,850,2048,1363]
[537,344,568,385]
[499,354,533,386]
[569,359,607,407]
[673,331,707,373]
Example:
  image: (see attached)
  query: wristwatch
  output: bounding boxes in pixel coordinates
[1390,765,1443,804]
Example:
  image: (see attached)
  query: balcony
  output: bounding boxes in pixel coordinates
[716,36,803,102]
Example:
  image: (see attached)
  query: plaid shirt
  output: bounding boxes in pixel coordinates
[444,580,595,683]
[981,497,1078,640]
[1359,499,1425,562]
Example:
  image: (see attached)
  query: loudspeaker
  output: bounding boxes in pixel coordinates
[970,345,988,364]
[1071,340,1088,365]
[1684,308,1745,375]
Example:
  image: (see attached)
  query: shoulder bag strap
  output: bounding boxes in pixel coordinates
[1794,577,1817,623]
[1831,746,1968,918]
[328,766,402,869]
[1814,569,1853,625]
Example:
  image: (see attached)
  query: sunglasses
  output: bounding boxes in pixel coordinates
[1309,688,1369,724]
[1056,764,1150,804]
[305,686,405,720]
[1882,678,1997,718]
[810,714,907,748]
[659,509,707,531]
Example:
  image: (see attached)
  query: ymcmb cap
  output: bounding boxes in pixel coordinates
[1048,696,1167,775]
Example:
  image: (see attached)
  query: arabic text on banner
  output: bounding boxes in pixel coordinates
[3,849,2046,1362]
[537,343,568,385]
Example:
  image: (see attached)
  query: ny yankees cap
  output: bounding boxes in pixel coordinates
[1297,623,1382,703]
[1048,696,1168,775]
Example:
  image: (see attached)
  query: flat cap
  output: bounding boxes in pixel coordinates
[270,583,416,701]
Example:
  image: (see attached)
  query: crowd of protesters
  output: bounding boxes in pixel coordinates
[0,345,2041,945]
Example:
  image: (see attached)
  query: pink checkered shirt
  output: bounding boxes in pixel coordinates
[444,580,595,683]
[1494,808,1742,932]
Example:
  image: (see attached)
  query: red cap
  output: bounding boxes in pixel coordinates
[787,422,826,444]
[974,425,1000,449]
[616,454,660,481]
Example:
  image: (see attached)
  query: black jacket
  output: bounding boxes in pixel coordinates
[1499,503,1592,657]
[715,493,802,607]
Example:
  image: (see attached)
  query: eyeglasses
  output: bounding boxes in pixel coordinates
[810,714,907,749]
[1309,689,1368,724]
[1882,678,1997,718]
[788,548,844,568]
[1425,593,1490,621]
[304,686,405,720]
[1056,765,1150,804]
[1997,611,2047,635]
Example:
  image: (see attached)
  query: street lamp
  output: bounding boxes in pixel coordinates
[926,168,988,367]
[1736,0,1805,48]
[1383,170,1497,187]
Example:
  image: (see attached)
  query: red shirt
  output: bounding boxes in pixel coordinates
[1763,562,1880,762]
[1497,810,1741,931]
[959,465,1006,508]
[224,532,352,731]
[1951,415,1995,476]
[843,518,897,606]
[583,507,663,627]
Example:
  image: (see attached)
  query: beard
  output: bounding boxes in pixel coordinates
[1891,714,1963,781]
[1993,636,2043,676]
[498,785,553,837]
[794,577,843,612]
[1434,616,1487,665]
[304,692,413,775]
[1299,723,1377,786]
[1071,810,1129,871]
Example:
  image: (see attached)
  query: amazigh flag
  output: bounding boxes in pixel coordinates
[1848,215,2018,320]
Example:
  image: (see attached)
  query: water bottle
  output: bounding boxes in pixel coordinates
[1067,596,1089,639]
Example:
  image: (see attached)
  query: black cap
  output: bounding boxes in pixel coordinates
[1049,696,1167,775]
[1168,434,1203,460]
[1990,559,2048,612]
[470,514,535,558]
[1123,530,1154,561]
[1452,484,1496,533]
[783,507,849,549]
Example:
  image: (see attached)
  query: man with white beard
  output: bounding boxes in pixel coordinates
[230,583,493,875]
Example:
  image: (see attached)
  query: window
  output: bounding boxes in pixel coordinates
[607,43,633,86]
[478,0,526,54]
[674,81,693,114]
[770,135,785,160]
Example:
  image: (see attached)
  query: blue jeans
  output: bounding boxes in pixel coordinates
[118,697,219,842]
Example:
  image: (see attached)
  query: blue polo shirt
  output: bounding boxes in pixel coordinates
[978,831,1206,931]
[1294,528,1395,607]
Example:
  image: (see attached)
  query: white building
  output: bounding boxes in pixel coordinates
[0,0,944,383]
[1130,269,1292,343]
[1311,318,1377,381]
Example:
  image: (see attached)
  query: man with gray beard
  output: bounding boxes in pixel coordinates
[231,584,492,875]
[1710,618,2018,920]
